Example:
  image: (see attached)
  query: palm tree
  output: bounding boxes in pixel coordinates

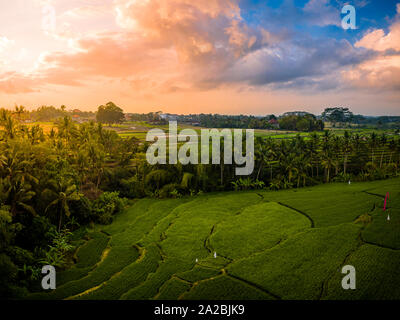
[309,132,320,177]
[14,105,26,121]
[28,125,44,145]
[87,140,106,188]
[321,156,335,183]
[57,116,76,145]
[4,115,17,139]
[369,132,378,163]
[0,108,10,123]
[254,136,269,180]
[74,149,89,188]
[296,155,311,187]
[331,136,341,175]
[322,130,332,148]
[342,131,353,175]
[4,175,36,216]
[263,138,276,181]
[45,177,81,232]
[117,137,140,168]
[283,154,298,184]
[379,133,387,168]
[388,139,396,165]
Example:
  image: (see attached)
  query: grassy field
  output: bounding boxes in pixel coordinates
[28,178,400,300]
[119,127,398,142]
[24,120,397,142]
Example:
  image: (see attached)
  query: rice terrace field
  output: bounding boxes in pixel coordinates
[29,178,400,300]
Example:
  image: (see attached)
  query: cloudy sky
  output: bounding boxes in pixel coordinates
[0,0,399,115]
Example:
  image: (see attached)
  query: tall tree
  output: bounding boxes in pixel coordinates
[96,102,125,125]
[45,177,81,231]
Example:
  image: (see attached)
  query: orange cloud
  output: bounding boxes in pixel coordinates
[0,72,39,94]
[63,5,110,19]
[342,17,400,91]
[0,0,256,95]
[355,23,400,52]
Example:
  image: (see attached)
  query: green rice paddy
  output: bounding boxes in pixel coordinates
[29,178,400,300]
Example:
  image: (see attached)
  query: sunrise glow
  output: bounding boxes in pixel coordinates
[1,0,399,115]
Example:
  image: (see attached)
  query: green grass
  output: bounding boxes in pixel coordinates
[120,258,192,300]
[323,244,400,300]
[110,199,187,246]
[28,178,400,300]
[56,267,92,288]
[75,231,109,268]
[258,183,382,227]
[29,245,140,300]
[210,202,310,259]
[76,244,161,300]
[227,223,361,300]
[181,275,274,300]
[159,193,261,261]
[155,277,192,300]
[362,207,400,249]
[177,266,221,283]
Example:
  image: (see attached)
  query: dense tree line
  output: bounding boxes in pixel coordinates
[128,111,165,123]
[12,105,96,122]
[321,107,400,129]
[181,114,278,129]
[162,113,324,132]
[278,114,324,131]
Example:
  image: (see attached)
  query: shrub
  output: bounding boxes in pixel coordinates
[0,253,18,299]
[119,176,145,198]
[7,246,35,266]
[0,207,13,251]
[40,229,74,268]
[92,192,126,225]
[145,169,171,190]
[15,216,55,250]
[159,183,183,199]
[68,196,93,225]
[232,178,265,191]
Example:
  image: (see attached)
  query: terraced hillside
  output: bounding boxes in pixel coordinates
[29,178,400,300]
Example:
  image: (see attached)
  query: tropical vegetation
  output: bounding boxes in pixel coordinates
[0,104,399,299]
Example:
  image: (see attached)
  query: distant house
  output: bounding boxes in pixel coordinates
[268,118,279,128]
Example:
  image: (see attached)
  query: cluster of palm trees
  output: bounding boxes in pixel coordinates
[0,110,149,296]
[136,129,400,195]
[252,130,400,190]
[0,111,142,230]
